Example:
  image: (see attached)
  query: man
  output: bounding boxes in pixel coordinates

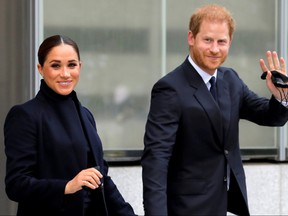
[141,4,288,216]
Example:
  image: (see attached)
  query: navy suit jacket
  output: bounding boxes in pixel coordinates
[141,57,288,216]
[4,80,135,216]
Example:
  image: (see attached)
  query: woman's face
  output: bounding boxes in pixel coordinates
[37,44,81,95]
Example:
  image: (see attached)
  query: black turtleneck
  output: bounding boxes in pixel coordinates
[39,79,96,168]
[40,80,97,208]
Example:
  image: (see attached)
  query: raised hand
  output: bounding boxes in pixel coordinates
[259,51,288,101]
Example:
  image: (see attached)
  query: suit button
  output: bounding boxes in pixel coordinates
[224,176,227,182]
[224,150,229,155]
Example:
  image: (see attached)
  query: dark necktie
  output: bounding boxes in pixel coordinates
[210,77,229,189]
[209,76,217,101]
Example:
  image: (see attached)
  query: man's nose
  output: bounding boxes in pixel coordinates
[210,42,220,53]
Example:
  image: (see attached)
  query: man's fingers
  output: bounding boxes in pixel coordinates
[259,59,268,72]
[272,51,281,70]
[266,51,274,70]
[280,57,286,74]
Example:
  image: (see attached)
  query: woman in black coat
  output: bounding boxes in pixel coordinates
[4,35,136,216]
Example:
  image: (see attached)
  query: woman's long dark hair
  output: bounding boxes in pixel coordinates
[38,35,80,66]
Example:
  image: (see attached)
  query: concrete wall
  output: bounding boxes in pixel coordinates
[109,163,288,215]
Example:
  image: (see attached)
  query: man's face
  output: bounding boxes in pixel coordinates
[188,19,232,75]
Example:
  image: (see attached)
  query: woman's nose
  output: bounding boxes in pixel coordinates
[60,67,70,77]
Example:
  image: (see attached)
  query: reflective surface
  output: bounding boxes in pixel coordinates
[43,0,278,160]
[44,0,162,155]
[0,0,285,215]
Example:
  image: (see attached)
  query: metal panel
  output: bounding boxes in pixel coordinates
[0,0,42,215]
[277,0,288,161]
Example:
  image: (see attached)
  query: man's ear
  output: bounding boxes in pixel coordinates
[187,31,195,46]
[229,36,233,46]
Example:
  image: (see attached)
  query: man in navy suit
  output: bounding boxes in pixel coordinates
[141,4,288,216]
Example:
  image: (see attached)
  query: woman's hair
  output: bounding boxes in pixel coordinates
[38,35,80,66]
[189,4,236,39]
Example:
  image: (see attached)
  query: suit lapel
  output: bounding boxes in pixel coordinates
[194,84,224,144]
[183,59,226,144]
[216,69,231,138]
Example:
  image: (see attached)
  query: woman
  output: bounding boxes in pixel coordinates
[4,35,136,216]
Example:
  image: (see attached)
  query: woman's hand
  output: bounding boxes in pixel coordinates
[259,51,287,101]
[64,167,103,194]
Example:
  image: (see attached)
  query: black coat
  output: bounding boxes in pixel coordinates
[4,80,135,216]
[142,57,288,216]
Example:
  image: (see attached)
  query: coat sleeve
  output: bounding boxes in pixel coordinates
[4,105,67,210]
[141,80,181,215]
[102,161,136,216]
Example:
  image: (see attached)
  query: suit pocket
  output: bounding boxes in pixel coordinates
[169,179,208,195]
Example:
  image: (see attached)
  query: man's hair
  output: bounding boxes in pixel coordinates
[189,4,236,39]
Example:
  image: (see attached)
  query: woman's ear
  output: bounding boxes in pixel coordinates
[37,64,44,77]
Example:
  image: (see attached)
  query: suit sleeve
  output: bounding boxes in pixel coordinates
[141,80,181,215]
[240,82,288,126]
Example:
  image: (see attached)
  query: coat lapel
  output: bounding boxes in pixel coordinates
[78,106,103,169]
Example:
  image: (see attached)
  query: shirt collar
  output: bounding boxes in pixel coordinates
[188,55,217,85]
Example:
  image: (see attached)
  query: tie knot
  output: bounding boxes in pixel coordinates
[209,76,216,86]
[209,76,217,102]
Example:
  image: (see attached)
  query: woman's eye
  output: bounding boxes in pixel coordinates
[51,64,60,69]
[68,63,77,68]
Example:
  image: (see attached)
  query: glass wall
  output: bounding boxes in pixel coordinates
[43,0,284,161]
[0,0,287,214]
[165,0,278,159]
[43,0,163,161]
